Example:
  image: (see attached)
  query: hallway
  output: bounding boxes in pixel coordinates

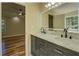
[2,3,25,56]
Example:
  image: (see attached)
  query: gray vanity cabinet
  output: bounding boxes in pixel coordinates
[46,42,64,56]
[31,36,40,56]
[31,35,79,56]
[39,38,48,56]
[31,35,48,56]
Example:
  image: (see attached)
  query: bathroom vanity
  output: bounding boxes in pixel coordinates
[31,33,79,56]
[31,3,79,56]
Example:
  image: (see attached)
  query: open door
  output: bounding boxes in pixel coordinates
[2,3,25,56]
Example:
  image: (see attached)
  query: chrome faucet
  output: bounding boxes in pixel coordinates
[40,27,46,34]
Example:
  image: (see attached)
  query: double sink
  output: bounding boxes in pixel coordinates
[34,31,79,53]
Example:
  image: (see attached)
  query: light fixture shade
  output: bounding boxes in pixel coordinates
[18,9,23,16]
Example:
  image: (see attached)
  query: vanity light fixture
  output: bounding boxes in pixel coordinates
[45,2,63,9]
[51,2,56,5]
[45,3,51,8]
[48,3,52,7]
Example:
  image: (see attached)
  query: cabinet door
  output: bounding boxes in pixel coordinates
[55,45,79,56]
[47,42,64,56]
[31,35,41,56]
[48,49,64,56]
[39,39,48,56]
[31,35,36,55]
[31,36,39,55]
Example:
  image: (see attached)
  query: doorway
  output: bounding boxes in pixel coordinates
[48,14,53,28]
[2,3,25,56]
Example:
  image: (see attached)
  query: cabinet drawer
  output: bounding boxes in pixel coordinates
[39,39,48,48]
[47,42,64,56]
[52,43,79,56]
[39,48,48,56]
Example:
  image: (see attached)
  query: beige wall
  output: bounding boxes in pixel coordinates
[26,3,42,34]
[2,3,25,36]
[42,10,78,29]
[42,10,65,29]
[3,17,25,36]
[25,3,42,55]
[42,10,53,28]
[53,10,78,29]
[53,14,65,29]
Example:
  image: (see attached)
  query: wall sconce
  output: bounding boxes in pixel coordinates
[18,9,23,16]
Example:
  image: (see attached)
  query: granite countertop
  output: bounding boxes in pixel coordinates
[31,32,79,53]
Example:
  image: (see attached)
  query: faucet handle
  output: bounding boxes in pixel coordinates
[61,34,63,38]
[69,36,72,39]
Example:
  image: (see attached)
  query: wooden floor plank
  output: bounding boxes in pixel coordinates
[2,35,25,56]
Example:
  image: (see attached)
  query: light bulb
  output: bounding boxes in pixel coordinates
[54,4,58,7]
[51,2,56,5]
[44,2,63,9]
[47,3,51,7]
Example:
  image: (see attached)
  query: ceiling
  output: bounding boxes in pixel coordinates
[50,3,79,15]
[2,3,25,19]
[15,3,27,6]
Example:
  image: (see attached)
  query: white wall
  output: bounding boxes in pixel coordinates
[25,3,42,55]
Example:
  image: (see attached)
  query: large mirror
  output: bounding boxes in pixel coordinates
[41,3,79,33]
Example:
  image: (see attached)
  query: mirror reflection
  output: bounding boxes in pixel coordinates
[41,3,79,33]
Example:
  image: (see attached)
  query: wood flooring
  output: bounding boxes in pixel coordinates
[2,34,25,56]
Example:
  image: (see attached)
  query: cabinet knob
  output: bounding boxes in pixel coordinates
[61,34,63,38]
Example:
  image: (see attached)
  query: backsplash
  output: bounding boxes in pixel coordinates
[68,32,79,40]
